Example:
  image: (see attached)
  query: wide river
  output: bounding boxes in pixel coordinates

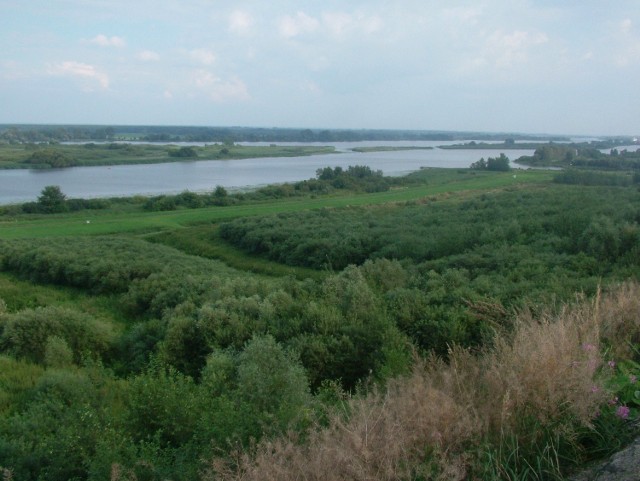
[0,141,536,205]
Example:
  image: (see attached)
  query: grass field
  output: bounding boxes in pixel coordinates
[0,169,553,239]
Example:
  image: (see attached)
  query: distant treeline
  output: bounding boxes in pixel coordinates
[0,124,571,143]
[516,143,640,169]
[443,138,636,151]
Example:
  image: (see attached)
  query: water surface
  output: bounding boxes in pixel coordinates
[0,142,534,204]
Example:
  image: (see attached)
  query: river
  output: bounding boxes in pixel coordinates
[0,141,535,205]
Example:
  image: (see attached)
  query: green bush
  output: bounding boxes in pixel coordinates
[0,306,115,365]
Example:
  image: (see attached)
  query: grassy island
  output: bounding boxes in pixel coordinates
[0,142,336,169]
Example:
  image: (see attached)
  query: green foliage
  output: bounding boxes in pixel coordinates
[518,143,640,169]
[167,146,198,158]
[470,153,510,171]
[0,366,122,481]
[235,335,311,432]
[43,336,73,368]
[554,169,633,186]
[1,168,640,480]
[0,306,115,365]
[315,165,390,192]
[25,149,75,168]
[220,183,640,276]
[125,363,200,448]
[37,185,67,213]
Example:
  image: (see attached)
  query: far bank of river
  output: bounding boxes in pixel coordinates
[0,141,535,205]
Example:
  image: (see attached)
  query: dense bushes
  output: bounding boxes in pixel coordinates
[206,283,640,481]
[0,237,412,390]
[0,236,237,297]
[1,175,640,480]
[0,306,115,365]
[220,183,640,276]
[517,144,640,169]
[554,168,635,186]
[470,153,511,171]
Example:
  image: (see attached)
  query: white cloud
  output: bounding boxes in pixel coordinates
[322,12,352,36]
[89,34,125,48]
[442,6,482,25]
[47,61,110,90]
[189,48,216,65]
[614,19,640,67]
[138,50,160,61]
[278,10,382,40]
[361,15,383,35]
[192,70,249,102]
[479,30,549,69]
[229,10,253,34]
[301,80,321,94]
[278,11,320,38]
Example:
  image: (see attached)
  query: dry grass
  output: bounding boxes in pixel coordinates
[204,282,640,481]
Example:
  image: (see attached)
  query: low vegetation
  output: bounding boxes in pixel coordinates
[0,142,335,169]
[0,163,639,480]
[208,283,640,481]
[516,143,640,169]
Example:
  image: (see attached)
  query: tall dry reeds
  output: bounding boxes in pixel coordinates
[206,282,640,481]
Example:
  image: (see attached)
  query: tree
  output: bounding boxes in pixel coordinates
[470,157,487,170]
[235,335,310,431]
[486,153,511,171]
[37,185,67,213]
[168,146,198,158]
[26,149,73,167]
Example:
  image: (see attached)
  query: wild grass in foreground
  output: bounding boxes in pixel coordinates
[203,283,640,481]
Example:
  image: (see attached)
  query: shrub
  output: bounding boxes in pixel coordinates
[235,335,311,433]
[0,306,115,365]
[206,283,640,481]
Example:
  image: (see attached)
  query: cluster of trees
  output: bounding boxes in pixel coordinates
[315,165,390,192]
[0,126,115,143]
[469,153,511,171]
[517,144,640,169]
[24,149,75,168]
[167,146,198,158]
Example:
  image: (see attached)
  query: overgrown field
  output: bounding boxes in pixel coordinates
[0,167,639,480]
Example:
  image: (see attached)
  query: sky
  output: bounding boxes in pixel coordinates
[1,0,639,136]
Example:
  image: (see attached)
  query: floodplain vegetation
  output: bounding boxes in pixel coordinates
[0,154,639,480]
[0,142,335,169]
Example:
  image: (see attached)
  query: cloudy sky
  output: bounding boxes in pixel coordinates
[1,1,639,136]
